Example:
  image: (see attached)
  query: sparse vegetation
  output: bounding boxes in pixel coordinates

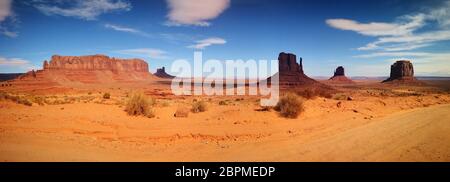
[174,107,189,117]
[0,92,33,106]
[191,100,207,113]
[275,93,304,118]
[219,100,227,105]
[30,96,45,105]
[125,92,155,118]
[296,88,333,100]
[103,92,111,99]
[332,93,348,100]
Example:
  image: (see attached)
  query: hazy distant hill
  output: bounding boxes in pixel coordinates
[0,73,23,82]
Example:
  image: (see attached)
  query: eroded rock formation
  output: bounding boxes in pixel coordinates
[154,67,175,79]
[383,60,416,82]
[44,55,148,72]
[263,52,326,89]
[6,55,155,91]
[329,66,353,83]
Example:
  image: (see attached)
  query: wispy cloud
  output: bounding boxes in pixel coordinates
[0,57,29,66]
[188,37,226,49]
[0,0,18,38]
[326,0,450,52]
[116,48,170,60]
[34,0,131,20]
[354,52,430,58]
[165,0,230,26]
[104,23,151,37]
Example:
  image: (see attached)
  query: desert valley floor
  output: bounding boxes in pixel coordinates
[1,80,450,162]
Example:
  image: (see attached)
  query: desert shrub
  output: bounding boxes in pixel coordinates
[160,100,170,107]
[296,88,334,99]
[103,92,111,99]
[332,93,348,100]
[0,91,7,100]
[31,96,45,105]
[174,107,189,117]
[219,100,227,105]
[275,93,304,118]
[17,98,33,106]
[296,88,316,99]
[125,93,155,118]
[191,100,207,113]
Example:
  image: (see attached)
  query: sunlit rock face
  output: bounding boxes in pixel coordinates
[384,60,416,82]
[44,55,149,73]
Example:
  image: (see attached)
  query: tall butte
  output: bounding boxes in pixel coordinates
[7,55,155,91]
[383,60,418,83]
[328,66,354,83]
[264,52,327,89]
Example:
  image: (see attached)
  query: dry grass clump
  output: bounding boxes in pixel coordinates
[174,107,189,117]
[0,92,33,106]
[219,100,228,105]
[103,92,111,99]
[191,100,207,113]
[30,95,45,105]
[275,92,304,118]
[332,93,348,100]
[296,88,333,99]
[125,93,155,118]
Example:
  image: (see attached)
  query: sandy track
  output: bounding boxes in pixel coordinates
[235,104,450,161]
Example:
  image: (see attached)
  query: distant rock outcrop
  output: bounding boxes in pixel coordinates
[328,66,354,83]
[383,60,416,82]
[44,55,149,72]
[154,67,175,79]
[264,52,327,89]
[5,55,155,91]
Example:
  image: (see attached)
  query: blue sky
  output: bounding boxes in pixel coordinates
[0,0,449,77]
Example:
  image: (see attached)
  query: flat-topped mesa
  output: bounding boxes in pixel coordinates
[154,67,175,79]
[43,54,149,72]
[328,66,354,83]
[383,60,416,82]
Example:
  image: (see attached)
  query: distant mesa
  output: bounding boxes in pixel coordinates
[3,55,156,91]
[383,60,418,83]
[154,67,175,79]
[328,66,354,83]
[264,52,329,89]
[43,54,149,72]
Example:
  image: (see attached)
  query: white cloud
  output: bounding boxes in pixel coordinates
[116,48,170,60]
[0,0,12,22]
[34,0,131,20]
[188,37,226,49]
[327,0,450,52]
[0,56,34,72]
[104,23,151,37]
[165,0,230,26]
[0,0,18,38]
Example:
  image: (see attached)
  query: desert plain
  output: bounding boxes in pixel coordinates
[1,63,450,162]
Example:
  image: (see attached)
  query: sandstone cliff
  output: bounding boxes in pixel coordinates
[383,60,416,82]
[6,55,155,91]
[43,55,149,73]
